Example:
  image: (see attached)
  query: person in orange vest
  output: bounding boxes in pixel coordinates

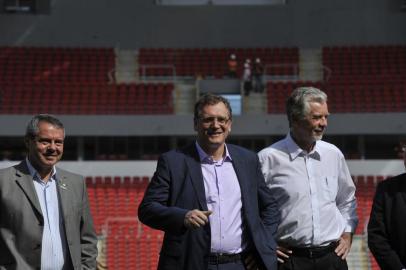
[227,54,238,78]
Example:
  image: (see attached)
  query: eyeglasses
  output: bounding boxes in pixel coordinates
[199,116,230,125]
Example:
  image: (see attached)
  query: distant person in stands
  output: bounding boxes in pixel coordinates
[243,60,253,96]
[368,143,406,270]
[1,150,12,161]
[258,87,358,270]
[227,53,238,78]
[139,93,279,270]
[0,114,98,270]
[253,58,264,93]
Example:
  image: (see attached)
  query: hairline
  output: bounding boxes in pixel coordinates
[25,114,65,140]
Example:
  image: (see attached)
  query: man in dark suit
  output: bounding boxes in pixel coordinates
[0,114,98,270]
[368,145,406,270]
[139,93,279,270]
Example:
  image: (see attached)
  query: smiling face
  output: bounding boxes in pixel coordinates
[194,102,232,158]
[291,101,329,151]
[25,121,64,177]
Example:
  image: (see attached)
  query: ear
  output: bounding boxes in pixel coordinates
[24,137,30,149]
[193,119,198,132]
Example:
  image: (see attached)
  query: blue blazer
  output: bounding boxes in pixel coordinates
[139,143,279,270]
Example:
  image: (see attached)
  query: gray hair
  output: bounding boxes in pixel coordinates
[25,114,65,140]
[286,87,327,126]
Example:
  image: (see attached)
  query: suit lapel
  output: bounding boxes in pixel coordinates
[228,146,249,205]
[56,169,71,223]
[14,161,43,217]
[184,144,208,211]
[399,174,406,206]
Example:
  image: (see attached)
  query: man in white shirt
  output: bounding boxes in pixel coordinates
[258,87,358,270]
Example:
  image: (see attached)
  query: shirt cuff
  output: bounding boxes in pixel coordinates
[344,224,355,233]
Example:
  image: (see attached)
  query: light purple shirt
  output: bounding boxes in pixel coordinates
[196,142,245,254]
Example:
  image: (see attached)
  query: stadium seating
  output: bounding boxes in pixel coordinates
[323,45,406,83]
[0,46,114,83]
[138,47,299,78]
[2,45,405,115]
[86,175,162,270]
[86,175,149,233]
[267,81,406,113]
[266,45,406,114]
[0,82,174,114]
[85,174,387,269]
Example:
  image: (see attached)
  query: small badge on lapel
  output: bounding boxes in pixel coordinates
[59,183,68,190]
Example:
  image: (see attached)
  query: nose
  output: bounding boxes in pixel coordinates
[320,117,328,127]
[47,141,57,151]
[212,118,221,127]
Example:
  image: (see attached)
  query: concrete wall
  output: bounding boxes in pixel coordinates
[0,160,403,177]
[1,113,406,136]
[0,0,405,48]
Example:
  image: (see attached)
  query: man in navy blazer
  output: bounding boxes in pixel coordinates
[139,93,279,270]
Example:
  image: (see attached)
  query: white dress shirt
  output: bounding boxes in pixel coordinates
[258,133,358,247]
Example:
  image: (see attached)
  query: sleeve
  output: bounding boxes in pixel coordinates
[367,182,405,270]
[80,178,99,269]
[336,154,358,233]
[257,149,272,186]
[256,154,280,238]
[138,154,188,235]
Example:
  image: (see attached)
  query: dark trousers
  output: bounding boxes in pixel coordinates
[278,252,348,270]
[207,260,246,270]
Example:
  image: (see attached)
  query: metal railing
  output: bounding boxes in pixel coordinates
[139,64,177,82]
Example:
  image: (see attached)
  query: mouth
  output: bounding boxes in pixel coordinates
[208,133,223,139]
[43,154,58,160]
[207,129,223,136]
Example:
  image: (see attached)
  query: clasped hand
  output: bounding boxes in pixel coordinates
[184,209,212,229]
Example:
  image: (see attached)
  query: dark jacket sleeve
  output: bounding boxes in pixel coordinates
[138,153,188,235]
[80,179,99,270]
[367,180,405,270]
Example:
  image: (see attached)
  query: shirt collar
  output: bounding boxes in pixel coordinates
[195,141,232,164]
[285,133,321,161]
[26,157,57,182]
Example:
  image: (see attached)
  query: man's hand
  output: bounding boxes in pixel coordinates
[335,232,353,259]
[276,246,292,263]
[244,253,258,270]
[184,209,212,229]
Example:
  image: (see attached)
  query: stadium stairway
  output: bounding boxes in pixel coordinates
[114,49,139,83]
[298,48,324,82]
[347,235,371,270]
[242,91,268,114]
[174,82,197,114]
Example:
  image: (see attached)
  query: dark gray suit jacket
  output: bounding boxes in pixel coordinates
[138,143,279,270]
[0,161,98,270]
[368,173,406,270]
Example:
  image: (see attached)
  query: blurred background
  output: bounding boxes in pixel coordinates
[1,0,406,269]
